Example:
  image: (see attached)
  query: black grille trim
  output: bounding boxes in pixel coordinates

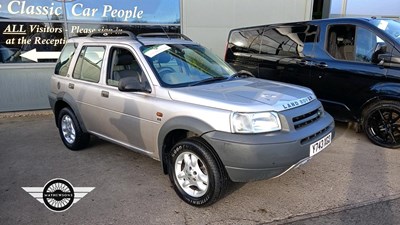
[293,108,322,129]
[300,125,330,145]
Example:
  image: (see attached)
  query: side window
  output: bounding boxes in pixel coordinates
[73,46,105,83]
[326,25,356,61]
[260,25,317,57]
[355,27,386,63]
[228,28,264,54]
[55,43,77,76]
[107,48,147,87]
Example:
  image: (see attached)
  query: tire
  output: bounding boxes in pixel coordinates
[362,100,400,148]
[57,107,90,150]
[168,137,228,206]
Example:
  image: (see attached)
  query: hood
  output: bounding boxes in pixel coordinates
[168,78,316,112]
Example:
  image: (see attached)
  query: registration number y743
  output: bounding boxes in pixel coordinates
[310,133,332,157]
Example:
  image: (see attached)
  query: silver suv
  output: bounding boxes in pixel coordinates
[49,31,335,206]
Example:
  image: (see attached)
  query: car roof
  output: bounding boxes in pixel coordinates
[230,17,388,31]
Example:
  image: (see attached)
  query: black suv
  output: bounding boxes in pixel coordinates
[225,18,400,148]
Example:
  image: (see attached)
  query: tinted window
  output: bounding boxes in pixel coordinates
[260,25,317,57]
[326,24,387,63]
[228,27,264,54]
[326,25,356,60]
[73,46,105,82]
[55,43,77,76]
[355,27,385,63]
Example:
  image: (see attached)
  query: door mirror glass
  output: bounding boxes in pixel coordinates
[118,77,150,93]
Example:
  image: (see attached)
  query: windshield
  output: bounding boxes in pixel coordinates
[370,19,400,43]
[141,44,236,87]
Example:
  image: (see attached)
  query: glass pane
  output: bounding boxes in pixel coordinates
[326,25,356,61]
[260,26,311,57]
[0,0,63,21]
[0,22,66,63]
[73,46,105,83]
[55,43,77,76]
[229,28,264,54]
[67,23,180,37]
[65,0,180,24]
[142,44,235,87]
[355,27,380,63]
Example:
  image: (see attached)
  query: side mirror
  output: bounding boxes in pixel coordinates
[118,77,151,93]
[372,43,388,64]
[374,42,387,53]
[377,54,400,65]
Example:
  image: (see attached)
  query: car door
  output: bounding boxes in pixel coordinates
[257,23,318,87]
[94,45,159,155]
[309,22,389,121]
[68,44,107,135]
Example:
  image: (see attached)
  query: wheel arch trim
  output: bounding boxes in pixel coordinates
[157,116,215,174]
[53,92,88,133]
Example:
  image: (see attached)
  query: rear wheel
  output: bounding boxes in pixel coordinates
[363,101,400,148]
[57,107,90,150]
[168,137,228,206]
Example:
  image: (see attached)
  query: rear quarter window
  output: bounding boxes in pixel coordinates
[55,43,78,76]
[72,46,105,83]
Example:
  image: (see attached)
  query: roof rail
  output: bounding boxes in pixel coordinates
[137,33,192,41]
[87,31,136,38]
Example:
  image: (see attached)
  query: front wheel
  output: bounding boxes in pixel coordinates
[168,137,228,206]
[363,101,400,148]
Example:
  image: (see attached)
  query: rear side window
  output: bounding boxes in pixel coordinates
[227,24,317,60]
[55,43,77,76]
[73,46,105,83]
[260,25,317,57]
[229,27,264,54]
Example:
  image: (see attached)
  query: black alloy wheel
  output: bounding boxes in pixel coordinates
[363,101,400,148]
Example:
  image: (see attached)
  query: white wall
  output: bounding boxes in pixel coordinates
[181,0,313,58]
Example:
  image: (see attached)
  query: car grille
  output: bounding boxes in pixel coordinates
[300,125,331,145]
[292,108,322,129]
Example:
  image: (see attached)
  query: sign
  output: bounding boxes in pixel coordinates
[0,0,181,24]
[0,0,181,63]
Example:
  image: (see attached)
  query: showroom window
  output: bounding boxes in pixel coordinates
[0,0,181,64]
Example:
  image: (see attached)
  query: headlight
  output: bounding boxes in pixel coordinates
[231,112,281,133]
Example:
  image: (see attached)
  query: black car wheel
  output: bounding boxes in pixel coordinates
[57,107,90,150]
[168,137,228,206]
[363,101,400,148]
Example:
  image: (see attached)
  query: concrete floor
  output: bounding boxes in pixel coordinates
[0,115,399,225]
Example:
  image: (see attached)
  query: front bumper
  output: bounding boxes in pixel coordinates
[202,111,335,182]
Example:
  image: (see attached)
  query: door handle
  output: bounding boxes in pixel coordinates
[315,62,328,69]
[101,91,109,98]
[68,83,74,89]
[298,60,311,66]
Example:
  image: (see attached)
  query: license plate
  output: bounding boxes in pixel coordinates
[310,133,332,157]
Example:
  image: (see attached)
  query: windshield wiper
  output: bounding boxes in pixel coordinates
[189,77,227,86]
[229,70,255,80]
